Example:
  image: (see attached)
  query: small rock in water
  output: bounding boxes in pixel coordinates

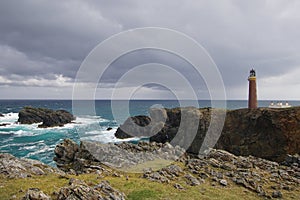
[106,127,113,131]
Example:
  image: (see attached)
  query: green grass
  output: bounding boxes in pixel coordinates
[120,159,174,173]
[127,189,159,200]
[1,165,299,200]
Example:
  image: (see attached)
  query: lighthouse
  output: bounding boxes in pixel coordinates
[248,69,258,109]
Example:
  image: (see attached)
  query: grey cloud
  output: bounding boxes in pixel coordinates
[0,0,299,99]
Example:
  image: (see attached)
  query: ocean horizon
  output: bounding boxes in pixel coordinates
[1,99,300,166]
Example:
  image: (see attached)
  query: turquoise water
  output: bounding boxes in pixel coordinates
[0,100,299,166]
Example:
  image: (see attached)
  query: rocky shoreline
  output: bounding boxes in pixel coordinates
[1,106,300,199]
[0,139,299,199]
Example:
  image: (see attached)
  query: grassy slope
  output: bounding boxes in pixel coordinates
[0,173,260,200]
[1,161,299,200]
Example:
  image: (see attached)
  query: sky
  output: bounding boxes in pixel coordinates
[0,0,300,100]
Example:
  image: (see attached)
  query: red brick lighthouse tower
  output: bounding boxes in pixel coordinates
[248,69,258,109]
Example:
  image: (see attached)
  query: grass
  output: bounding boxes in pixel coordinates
[120,159,174,173]
[1,164,299,200]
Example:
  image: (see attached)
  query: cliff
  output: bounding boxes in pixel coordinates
[115,106,300,162]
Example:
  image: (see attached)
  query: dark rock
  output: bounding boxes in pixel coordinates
[18,106,75,128]
[283,154,300,166]
[116,106,300,163]
[0,123,10,127]
[174,183,185,190]
[0,113,4,117]
[106,127,113,131]
[54,139,79,162]
[22,188,51,200]
[272,190,283,198]
[115,115,151,139]
[216,107,300,162]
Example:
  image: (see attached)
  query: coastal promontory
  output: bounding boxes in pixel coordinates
[115,106,300,163]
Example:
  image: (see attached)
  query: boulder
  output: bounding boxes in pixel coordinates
[18,106,75,128]
[0,113,4,117]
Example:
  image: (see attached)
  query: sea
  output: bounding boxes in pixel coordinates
[0,99,299,166]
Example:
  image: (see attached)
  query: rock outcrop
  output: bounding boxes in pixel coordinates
[18,106,75,128]
[54,139,185,173]
[216,107,300,162]
[57,178,125,200]
[53,139,300,199]
[22,188,51,200]
[0,153,63,178]
[115,115,151,139]
[115,106,300,162]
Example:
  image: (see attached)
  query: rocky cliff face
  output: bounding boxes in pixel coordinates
[216,107,300,162]
[18,106,75,128]
[115,107,300,162]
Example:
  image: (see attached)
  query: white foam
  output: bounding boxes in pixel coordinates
[26,145,53,157]
[0,112,18,123]
[81,127,142,143]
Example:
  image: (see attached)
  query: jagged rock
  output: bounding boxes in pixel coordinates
[0,153,62,178]
[57,178,125,200]
[143,164,184,183]
[184,173,201,186]
[22,188,51,200]
[53,139,300,199]
[54,139,185,173]
[54,139,79,167]
[18,106,75,128]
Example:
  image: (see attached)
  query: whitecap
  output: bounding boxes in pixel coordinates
[0,112,18,123]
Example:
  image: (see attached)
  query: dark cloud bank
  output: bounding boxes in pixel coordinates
[0,0,299,99]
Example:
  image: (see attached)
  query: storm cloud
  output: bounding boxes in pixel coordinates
[0,0,299,99]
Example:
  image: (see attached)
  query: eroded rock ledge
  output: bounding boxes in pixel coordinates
[53,139,300,199]
[115,106,300,162]
[54,138,185,173]
[18,106,75,128]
